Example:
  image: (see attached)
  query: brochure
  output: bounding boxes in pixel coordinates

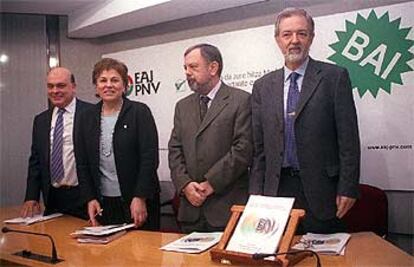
[76,230,127,244]
[226,195,294,255]
[161,232,222,254]
[292,232,351,255]
[71,223,135,236]
[4,213,63,225]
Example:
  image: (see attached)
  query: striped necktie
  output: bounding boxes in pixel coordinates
[50,108,65,183]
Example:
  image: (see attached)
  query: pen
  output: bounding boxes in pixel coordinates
[95,208,103,217]
[88,209,103,223]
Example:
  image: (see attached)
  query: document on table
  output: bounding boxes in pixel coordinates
[226,195,294,255]
[71,223,135,236]
[76,230,127,244]
[292,232,351,255]
[161,232,223,254]
[4,213,63,225]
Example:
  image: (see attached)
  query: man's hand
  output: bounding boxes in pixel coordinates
[130,197,147,227]
[183,182,206,207]
[199,181,214,198]
[87,199,102,226]
[20,200,41,218]
[336,195,356,218]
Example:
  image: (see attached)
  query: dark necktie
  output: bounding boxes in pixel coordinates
[200,95,210,121]
[284,72,300,169]
[50,108,65,183]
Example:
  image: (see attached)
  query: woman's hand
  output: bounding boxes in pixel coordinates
[130,197,147,227]
[87,199,102,226]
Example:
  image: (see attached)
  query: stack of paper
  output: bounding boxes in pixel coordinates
[226,195,295,255]
[292,233,351,255]
[161,232,222,254]
[71,223,135,244]
[4,213,63,225]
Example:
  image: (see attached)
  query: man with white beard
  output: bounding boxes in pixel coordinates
[249,8,361,234]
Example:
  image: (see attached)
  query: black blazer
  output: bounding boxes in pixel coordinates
[250,58,360,220]
[24,99,93,205]
[76,98,160,208]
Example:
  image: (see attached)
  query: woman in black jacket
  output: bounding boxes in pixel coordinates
[77,58,160,230]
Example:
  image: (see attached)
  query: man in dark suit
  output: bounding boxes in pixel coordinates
[250,8,360,234]
[168,43,252,233]
[20,67,92,219]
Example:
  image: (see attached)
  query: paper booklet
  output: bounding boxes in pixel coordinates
[71,223,135,244]
[292,233,351,255]
[4,213,63,225]
[161,232,223,254]
[226,195,295,255]
[71,223,135,236]
[76,230,127,244]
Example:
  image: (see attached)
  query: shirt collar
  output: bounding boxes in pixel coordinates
[284,56,309,82]
[205,80,222,101]
[53,97,76,115]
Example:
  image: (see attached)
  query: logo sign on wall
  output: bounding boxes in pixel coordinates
[328,10,413,97]
[126,70,161,96]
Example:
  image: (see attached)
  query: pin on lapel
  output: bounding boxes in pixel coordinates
[123,124,128,129]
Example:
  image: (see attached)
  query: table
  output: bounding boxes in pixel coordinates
[1,207,413,266]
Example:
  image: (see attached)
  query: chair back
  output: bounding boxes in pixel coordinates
[342,184,388,237]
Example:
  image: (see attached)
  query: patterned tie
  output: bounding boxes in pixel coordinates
[50,108,65,183]
[284,72,300,169]
[200,95,210,121]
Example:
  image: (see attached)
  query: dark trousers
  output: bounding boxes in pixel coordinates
[278,168,345,235]
[180,213,225,234]
[45,186,88,220]
[97,196,160,231]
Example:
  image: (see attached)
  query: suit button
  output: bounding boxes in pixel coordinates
[280,152,283,157]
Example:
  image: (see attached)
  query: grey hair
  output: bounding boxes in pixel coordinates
[274,8,315,37]
[184,43,223,76]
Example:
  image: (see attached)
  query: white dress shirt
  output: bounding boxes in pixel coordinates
[50,97,78,187]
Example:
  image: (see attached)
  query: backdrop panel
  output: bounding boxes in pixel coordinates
[105,2,413,190]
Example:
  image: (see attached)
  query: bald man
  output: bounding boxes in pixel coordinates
[20,67,93,219]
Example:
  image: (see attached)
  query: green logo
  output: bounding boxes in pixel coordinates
[175,79,186,92]
[328,10,413,97]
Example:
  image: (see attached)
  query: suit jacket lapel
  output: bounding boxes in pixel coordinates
[190,94,202,129]
[196,84,229,136]
[90,102,102,165]
[116,97,132,129]
[45,109,53,173]
[73,99,82,147]
[296,58,322,117]
[269,70,284,127]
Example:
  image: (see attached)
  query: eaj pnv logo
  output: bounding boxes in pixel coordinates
[328,10,413,98]
[126,70,161,97]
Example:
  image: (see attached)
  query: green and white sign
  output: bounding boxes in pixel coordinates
[328,10,413,97]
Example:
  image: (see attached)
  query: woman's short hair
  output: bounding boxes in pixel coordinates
[92,58,129,89]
